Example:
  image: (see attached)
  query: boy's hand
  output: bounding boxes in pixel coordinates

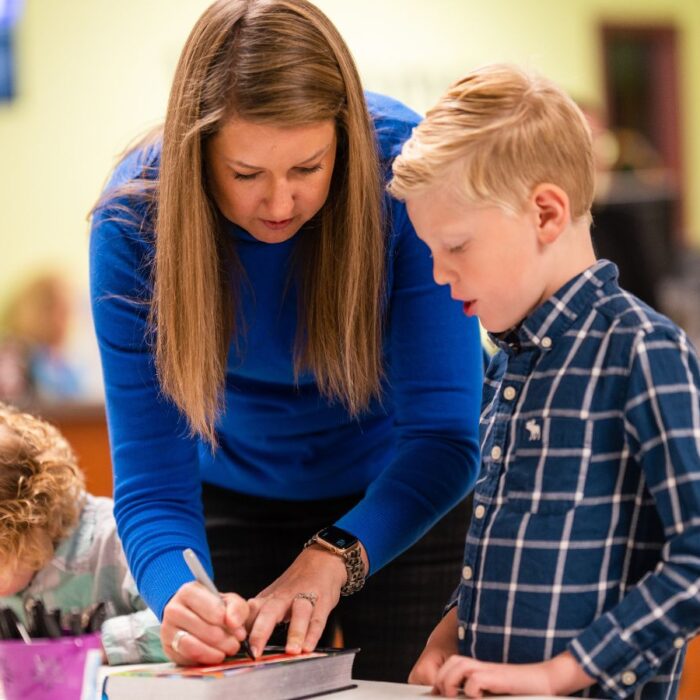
[432,650,595,698]
[408,607,459,686]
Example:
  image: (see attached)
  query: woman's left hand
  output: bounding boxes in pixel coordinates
[246,544,366,657]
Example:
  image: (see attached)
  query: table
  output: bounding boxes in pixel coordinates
[290,682,569,698]
[332,682,432,697]
[0,665,581,699]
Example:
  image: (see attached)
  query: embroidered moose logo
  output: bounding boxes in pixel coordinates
[525,419,541,441]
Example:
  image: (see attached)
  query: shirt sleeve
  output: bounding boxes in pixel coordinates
[568,325,700,698]
[101,608,168,665]
[336,200,483,572]
[90,208,205,620]
[100,555,168,665]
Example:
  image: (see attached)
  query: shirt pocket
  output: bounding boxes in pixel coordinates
[501,415,591,516]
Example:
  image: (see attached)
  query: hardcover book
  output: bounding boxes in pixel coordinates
[103,647,358,700]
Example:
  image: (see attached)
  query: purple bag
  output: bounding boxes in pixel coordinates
[0,633,102,700]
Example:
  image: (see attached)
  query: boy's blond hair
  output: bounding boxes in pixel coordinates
[389,64,595,223]
[0,404,85,570]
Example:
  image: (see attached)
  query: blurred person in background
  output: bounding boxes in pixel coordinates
[0,272,83,403]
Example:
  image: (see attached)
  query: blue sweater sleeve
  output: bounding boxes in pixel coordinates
[90,206,209,619]
[336,201,482,571]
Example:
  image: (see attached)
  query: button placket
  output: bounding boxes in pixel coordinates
[461,360,520,635]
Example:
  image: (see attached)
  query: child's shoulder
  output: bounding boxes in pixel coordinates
[594,282,694,359]
[82,493,116,519]
[56,494,117,556]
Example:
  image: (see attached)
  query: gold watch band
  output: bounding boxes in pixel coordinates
[304,533,366,596]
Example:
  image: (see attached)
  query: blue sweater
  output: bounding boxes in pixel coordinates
[90,93,483,619]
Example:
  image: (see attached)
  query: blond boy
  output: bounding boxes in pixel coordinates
[0,403,166,664]
[389,64,700,698]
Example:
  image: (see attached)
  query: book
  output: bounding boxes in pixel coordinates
[103,647,358,700]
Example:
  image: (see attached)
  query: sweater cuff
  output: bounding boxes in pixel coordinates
[567,613,655,699]
[137,547,203,619]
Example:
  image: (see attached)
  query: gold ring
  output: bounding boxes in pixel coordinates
[294,592,318,607]
[171,629,188,654]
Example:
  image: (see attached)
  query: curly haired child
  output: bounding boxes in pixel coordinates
[0,403,166,664]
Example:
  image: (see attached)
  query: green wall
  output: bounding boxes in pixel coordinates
[1,0,699,306]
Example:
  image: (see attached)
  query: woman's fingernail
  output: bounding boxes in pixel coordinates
[287,642,301,654]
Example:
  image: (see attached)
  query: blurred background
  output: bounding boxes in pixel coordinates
[2,0,700,408]
[1,0,700,692]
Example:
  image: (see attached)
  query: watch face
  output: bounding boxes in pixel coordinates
[318,526,358,550]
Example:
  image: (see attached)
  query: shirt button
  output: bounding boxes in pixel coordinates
[541,336,552,349]
[490,445,502,460]
[474,504,486,519]
[503,386,516,400]
[621,671,636,686]
[458,625,466,640]
[462,566,473,580]
[674,637,685,649]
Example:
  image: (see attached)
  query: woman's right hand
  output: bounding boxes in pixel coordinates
[161,582,250,665]
[408,606,459,686]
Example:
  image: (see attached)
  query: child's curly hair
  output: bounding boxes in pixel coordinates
[0,403,85,570]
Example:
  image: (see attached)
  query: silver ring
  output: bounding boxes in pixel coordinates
[171,629,188,654]
[294,592,318,607]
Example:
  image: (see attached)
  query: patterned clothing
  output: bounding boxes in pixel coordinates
[454,260,700,699]
[0,494,166,665]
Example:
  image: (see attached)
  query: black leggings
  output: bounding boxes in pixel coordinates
[202,482,471,682]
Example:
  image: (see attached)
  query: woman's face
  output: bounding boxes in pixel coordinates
[206,118,337,244]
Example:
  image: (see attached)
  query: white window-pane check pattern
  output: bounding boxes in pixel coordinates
[452,260,700,700]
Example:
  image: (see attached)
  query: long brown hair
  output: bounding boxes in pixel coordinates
[97,0,385,445]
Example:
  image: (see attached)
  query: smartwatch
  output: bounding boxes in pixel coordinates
[304,525,366,596]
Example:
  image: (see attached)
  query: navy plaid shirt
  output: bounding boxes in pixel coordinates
[454,260,700,699]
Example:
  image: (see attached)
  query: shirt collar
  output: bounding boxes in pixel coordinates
[489,259,619,354]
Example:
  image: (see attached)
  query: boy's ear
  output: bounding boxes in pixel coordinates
[530,183,570,244]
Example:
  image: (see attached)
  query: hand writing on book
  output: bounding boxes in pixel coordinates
[429,651,595,698]
[161,583,250,665]
[246,544,367,657]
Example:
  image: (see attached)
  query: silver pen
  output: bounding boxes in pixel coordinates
[183,548,255,659]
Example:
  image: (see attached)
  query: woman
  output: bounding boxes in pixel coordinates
[90,0,482,682]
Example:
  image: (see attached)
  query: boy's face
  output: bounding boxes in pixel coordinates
[0,561,35,596]
[406,187,550,333]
